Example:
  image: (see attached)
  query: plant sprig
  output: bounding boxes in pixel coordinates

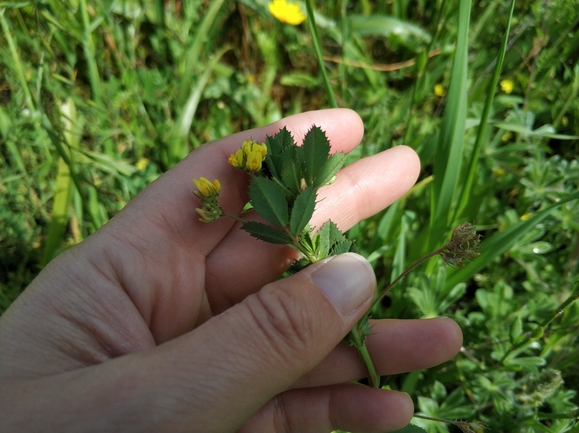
[192,125,481,388]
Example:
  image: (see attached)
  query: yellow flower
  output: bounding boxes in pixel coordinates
[192,177,223,223]
[228,140,267,172]
[500,79,514,94]
[268,0,306,25]
[228,149,245,169]
[501,132,512,142]
[135,157,150,171]
[520,213,531,221]
[193,177,221,198]
[246,151,263,171]
[434,84,445,97]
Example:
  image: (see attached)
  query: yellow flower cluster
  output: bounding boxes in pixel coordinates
[228,140,268,172]
[268,0,306,25]
[192,177,223,222]
[193,177,221,198]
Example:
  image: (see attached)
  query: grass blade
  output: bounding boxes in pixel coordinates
[455,0,516,220]
[429,0,472,248]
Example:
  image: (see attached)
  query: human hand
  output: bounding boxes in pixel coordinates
[0,109,462,433]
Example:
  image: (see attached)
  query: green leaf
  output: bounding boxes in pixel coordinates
[265,127,295,179]
[299,125,330,186]
[289,187,317,237]
[249,177,289,227]
[280,162,302,197]
[330,239,353,255]
[390,424,428,433]
[42,156,73,266]
[314,152,347,187]
[318,220,346,257]
[348,15,431,48]
[429,0,471,248]
[241,221,292,245]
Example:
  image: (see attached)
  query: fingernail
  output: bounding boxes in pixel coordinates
[310,253,375,315]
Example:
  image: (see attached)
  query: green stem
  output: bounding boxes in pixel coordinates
[222,210,249,225]
[348,326,380,388]
[371,245,448,311]
[304,0,338,108]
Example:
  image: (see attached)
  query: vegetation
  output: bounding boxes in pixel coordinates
[1,0,578,432]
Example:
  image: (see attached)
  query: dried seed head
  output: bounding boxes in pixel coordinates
[440,222,482,267]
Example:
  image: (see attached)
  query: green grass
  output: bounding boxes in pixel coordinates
[1,1,579,432]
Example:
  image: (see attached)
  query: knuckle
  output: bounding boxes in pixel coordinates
[245,284,319,361]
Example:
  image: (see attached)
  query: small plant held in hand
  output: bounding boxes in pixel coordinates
[192,126,481,388]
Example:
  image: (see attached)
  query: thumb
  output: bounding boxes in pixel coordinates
[139,252,376,432]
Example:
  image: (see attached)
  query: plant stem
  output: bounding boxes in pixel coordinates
[348,326,380,388]
[304,0,338,108]
[371,245,448,310]
[222,210,248,225]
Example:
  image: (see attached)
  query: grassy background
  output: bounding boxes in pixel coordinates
[1,0,578,431]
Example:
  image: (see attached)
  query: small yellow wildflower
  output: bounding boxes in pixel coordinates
[192,177,223,223]
[434,84,445,97]
[246,150,264,171]
[268,0,306,25]
[501,132,512,142]
[228,140,267,172]
[193,177,221,198]
[492,167,505,178]
[135,157,150,171]
[520,213,531,221]
[228,149,245,169]
[500,79,514,94]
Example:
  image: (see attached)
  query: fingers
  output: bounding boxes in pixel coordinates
[101,108,365,257]
[118,254,377,432]
[205,145,421,313]
[294,317,463,388]
[76,109,365,342]
[240,384,413,433]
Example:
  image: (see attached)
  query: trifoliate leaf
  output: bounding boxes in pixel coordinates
[315,152,347,187]
[299,126,331,186]
[249,177,289,227]
[241,221,292,244]
[289,187,317,237]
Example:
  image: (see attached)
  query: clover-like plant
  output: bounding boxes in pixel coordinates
[193,125,481,388]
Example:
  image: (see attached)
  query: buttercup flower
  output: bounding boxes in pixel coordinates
[434,84,445,97]
[135,157,150,171]
[500,79,514,94]
[268,0,306,25]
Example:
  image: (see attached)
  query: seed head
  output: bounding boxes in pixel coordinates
[440,222,482,267]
